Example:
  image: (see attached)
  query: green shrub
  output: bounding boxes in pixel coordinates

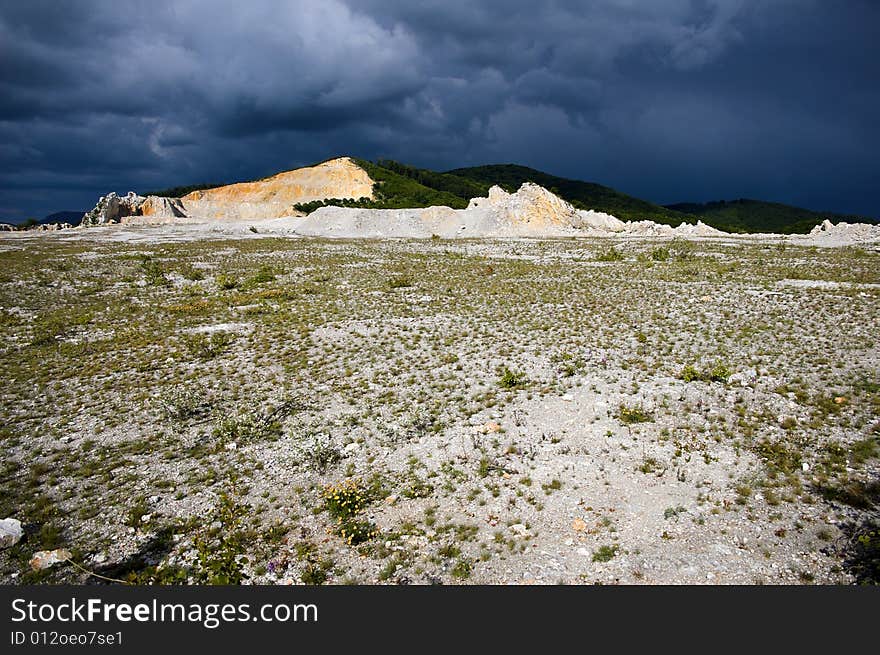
[679,362,731,384]
[215,273,239,290]
[293,433,342,472]
[595,246,624,262]
[300,561,331,585]
[158,384,211,422]
[846,521,880,584]
[212,407,283,447]
[140,256,169,286]
[30,311,91,346]
[650,247,670,261]
[817,479,880,510]
[124,497,151,529]
[193,491,250,585]
[680,365,701,382]
[322,479,379,546]
[451,558,473,579]
[755,439,802,476]
[592,544,619,562]
[551,352,584,377]
[247,265,277,286]
[851,437,879,464]
[707,363,732,383]
[498,367,528,390]
[179,265,205,281]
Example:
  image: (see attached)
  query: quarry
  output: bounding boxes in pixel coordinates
[68,158,880,248]
[0,157,878,585]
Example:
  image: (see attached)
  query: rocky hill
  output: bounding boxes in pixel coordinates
[181,157,374,219]
[83,158,374,225]
[78,157,879,243]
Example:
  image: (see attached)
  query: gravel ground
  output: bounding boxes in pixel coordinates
[0,229,877,585]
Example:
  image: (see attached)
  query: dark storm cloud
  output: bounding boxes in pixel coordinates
[0,0,877,220]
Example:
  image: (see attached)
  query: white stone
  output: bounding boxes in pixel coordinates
[0,518,23,548]
[30,549,71,570]
[510,523,529,537]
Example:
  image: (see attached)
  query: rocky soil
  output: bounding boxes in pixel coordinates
[0,230,878,585]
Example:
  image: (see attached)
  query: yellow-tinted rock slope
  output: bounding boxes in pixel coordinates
[180,156,374,219]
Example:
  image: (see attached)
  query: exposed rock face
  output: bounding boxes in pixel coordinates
[0,223,72,232]
[179,199,305,222]
[811,219,836,234]
[180,157,373,220]
[82,192,139,225]
[139,195,187,219]
[82,157,374,226]
[82,192,119,226]
[467,183,582,230]
[82,191,192,226]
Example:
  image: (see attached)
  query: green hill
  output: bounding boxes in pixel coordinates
[352,159,470,209]
[664,199,877,234]
[375,160,489,201]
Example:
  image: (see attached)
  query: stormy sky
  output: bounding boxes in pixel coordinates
[1,0,878,221]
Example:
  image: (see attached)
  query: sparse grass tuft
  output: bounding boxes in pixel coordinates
[592,544,619,562]
[618,404,653,424]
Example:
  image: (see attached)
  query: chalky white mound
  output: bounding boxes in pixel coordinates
[298,183,733,239]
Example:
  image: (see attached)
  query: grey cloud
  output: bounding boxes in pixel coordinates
[0,0,877,220]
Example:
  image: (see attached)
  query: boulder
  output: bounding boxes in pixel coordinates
[29,548,72,570]
[0,518,23,548]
